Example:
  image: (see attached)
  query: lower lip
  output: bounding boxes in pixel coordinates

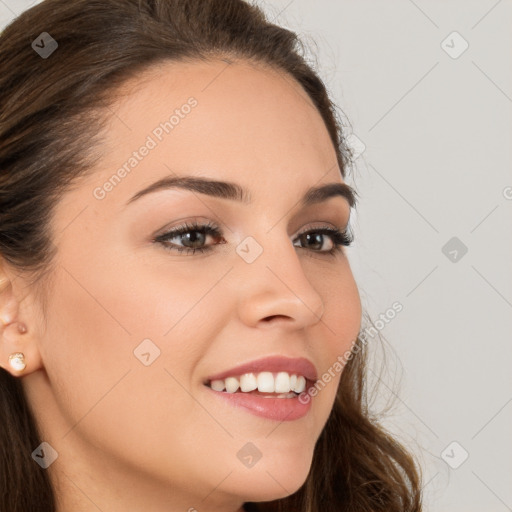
[204,386,313,421]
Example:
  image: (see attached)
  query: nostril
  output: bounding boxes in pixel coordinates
[264,315,289,322]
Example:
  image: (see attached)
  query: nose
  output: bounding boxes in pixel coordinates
[234,232,326,330]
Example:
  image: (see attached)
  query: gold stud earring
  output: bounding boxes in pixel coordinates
[8,352,26,372]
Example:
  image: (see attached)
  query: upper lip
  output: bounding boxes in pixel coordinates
[204,355,318,383]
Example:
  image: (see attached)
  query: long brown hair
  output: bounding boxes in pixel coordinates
[0,1,422,510]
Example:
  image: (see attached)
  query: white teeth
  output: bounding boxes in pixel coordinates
[211,379,225,392]
[207,371,308,395]
[240,373,257,392]
[293,375,306,393]
[274,372,290,393]
[257,371,275,392]
[225,376,239,393]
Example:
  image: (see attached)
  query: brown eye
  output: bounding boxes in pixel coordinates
[154,221,223,255]
[293,226,353,256]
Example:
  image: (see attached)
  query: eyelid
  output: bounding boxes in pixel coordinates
[153,218,353,257]
[294,220,349,237]
[152,217,218,238]
[154,218,349,241]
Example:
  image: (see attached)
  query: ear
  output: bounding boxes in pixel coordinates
[0,262,44,377]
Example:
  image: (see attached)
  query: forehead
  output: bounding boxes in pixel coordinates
[75,58,345,215]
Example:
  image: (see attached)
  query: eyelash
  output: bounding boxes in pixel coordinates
[153,220,354,257]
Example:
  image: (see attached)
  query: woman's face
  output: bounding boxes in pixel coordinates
[22,59,361,511]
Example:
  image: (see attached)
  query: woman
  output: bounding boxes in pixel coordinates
[0,0,422,510]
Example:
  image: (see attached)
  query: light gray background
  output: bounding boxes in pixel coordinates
[1,1,511,510]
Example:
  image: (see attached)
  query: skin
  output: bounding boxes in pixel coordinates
[0,58,361,512]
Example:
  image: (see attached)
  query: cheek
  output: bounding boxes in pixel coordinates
[311,262,361,401]
[319,260,362,345]
[39,254,198,427]
[338,275,362,342]
[39,262,237,488]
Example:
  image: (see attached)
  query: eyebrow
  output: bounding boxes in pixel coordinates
[125,175,357,209]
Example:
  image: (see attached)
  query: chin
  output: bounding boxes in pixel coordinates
[229,450,313,502]
[238,473,308,503]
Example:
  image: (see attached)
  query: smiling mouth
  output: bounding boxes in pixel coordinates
[204,370,312,398]
[203,371,314,421]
